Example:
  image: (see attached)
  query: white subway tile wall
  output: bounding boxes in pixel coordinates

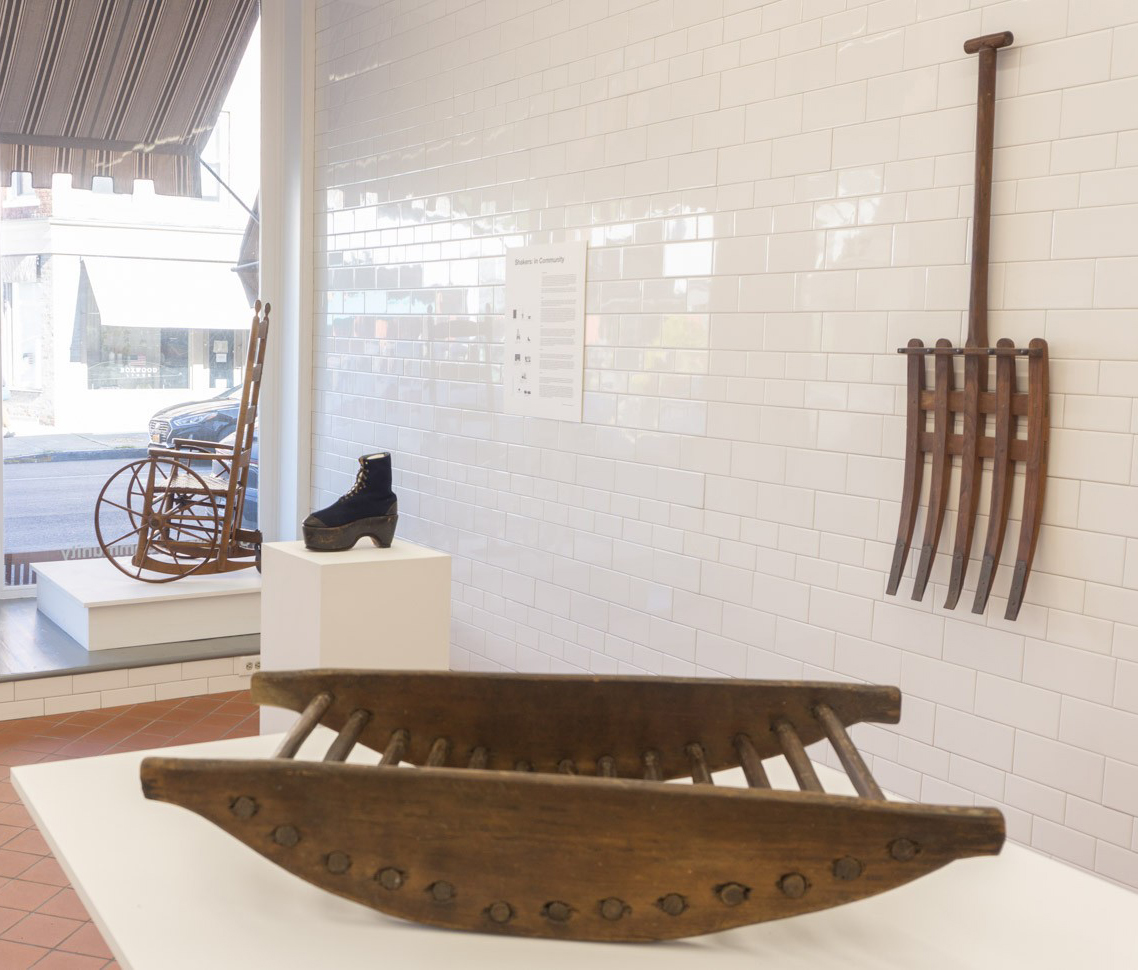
[0,656,258,718]
[313,0,1138,889]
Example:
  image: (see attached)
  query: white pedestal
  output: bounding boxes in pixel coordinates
[13,737,1138,970]
[259,539,450,732]
[35,558,260,651]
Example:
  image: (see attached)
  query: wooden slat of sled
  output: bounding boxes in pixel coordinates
[251,670,900,781]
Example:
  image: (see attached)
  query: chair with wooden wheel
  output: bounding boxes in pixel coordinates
[94,301,269,583]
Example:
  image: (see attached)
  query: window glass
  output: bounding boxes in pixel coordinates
[1,23,260,589]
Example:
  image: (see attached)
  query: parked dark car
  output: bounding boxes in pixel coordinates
[148,385,243,448]
[216,427,259,530]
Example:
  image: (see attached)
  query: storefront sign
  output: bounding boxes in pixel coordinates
[503,241,587,422]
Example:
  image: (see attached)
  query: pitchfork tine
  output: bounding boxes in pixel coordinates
[944,346,986,609]
[887,339,927,596]
[911,339,954,601]
[973,339,1018,614]
[1005,339,1049,620]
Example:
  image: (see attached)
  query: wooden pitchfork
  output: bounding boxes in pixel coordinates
[885,31,1049,622]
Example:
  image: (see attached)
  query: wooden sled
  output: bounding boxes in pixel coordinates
[141,671,1004,942]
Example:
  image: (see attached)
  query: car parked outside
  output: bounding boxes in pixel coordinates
[215,426,258,530]
[148,385,243,448]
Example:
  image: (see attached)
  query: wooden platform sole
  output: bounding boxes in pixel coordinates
[301,513,397,552]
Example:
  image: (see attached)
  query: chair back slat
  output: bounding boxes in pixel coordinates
[220,301,269,549]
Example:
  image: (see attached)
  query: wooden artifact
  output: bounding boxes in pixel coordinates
[93,301,269,582]
[141,670,1005,943]
[886,32,1049,621]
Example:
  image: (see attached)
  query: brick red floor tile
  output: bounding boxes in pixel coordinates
[36,889,88,922]
[0,904,24,933]
[0,822,25,846]
[5,737,69,755]
[5,831,49,856]
[129,719,181,737]
[56,923,114,960]
[0,804,34,827]
[0,749,48,768]
[101,732,178,754]
[177,696,224,710]
[0,937,48,968]
[3,912,84,948]
[18,858,69,888]
[169,727,230,744]
[31,727,89,742]
[74,728,131,744]
[57,714,110,729]
[31,950,109,968]
[0,849,40,879]
[149,707,202,725]
[0,879,59,911]
[196,713,245,728]
[1,690,254,964]
[51,742,112,760]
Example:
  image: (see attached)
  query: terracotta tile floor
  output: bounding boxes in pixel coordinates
[0,691,259,968]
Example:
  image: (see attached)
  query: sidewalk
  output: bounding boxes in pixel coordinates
[1,431,150,464]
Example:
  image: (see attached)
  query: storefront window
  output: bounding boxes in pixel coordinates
[83,327,190,390]
[1,13,260,590]
[3,279,43,390]
[75,270,195,390]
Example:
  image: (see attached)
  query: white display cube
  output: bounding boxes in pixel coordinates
[258,539,450,732]
[35,557,260,651]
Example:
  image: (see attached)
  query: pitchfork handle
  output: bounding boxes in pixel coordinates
[964,31,1013,349]
[964,31,1013,54]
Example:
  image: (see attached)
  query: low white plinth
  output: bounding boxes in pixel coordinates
[13,737,1138,970]
[35,558,260,652]
[259,539,450,733]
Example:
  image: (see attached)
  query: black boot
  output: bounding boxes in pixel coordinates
[302,453,398,551]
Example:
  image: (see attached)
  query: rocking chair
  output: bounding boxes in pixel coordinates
[94,301,269,583]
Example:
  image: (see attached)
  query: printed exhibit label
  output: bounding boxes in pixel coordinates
[504,241,587,421]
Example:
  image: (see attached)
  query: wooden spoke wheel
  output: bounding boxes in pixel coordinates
[94,458,221,583]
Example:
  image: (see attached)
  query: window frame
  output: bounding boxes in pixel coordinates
[257,0,316,546]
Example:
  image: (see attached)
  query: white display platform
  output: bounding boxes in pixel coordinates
[35,557,260,651]
[259,539,449,731]
[13,731,1138,970]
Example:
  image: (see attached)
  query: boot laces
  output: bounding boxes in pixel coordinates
[343,466,368,499]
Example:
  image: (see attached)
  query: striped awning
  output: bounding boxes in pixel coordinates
[0,0,258,197]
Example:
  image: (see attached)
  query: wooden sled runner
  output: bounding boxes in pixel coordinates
[141,671,1005,942]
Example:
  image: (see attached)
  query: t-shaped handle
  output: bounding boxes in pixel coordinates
[964,31,1013,54]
